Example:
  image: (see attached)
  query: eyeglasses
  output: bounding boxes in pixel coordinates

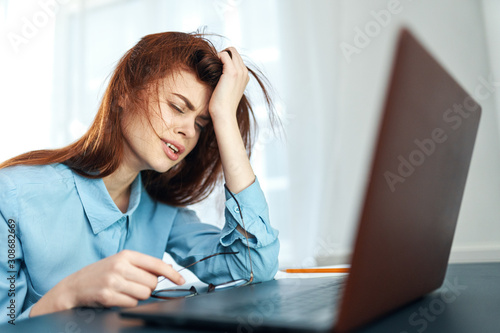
[151,185,254,300]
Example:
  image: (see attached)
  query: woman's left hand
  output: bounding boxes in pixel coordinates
[209,47,250,121]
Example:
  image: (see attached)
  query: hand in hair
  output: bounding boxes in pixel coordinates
[208,47,255,194]
[29,250,184,317]
[209,47,250,121]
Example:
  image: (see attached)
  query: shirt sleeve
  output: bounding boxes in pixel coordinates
[0,172,31,325]
[166,177,279,285]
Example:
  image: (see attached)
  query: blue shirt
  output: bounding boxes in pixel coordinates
[0,163,279,324]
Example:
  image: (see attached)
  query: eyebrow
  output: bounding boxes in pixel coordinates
[173,93,195,111]
[173,93,210,121]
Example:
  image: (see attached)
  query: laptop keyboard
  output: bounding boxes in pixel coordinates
[273,277,345,318]
[224,277,346,322]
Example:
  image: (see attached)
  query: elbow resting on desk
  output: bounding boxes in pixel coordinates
[248,238,280,283]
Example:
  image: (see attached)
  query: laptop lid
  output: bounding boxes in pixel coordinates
[335,28,481,332]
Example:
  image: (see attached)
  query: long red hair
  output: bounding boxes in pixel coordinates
[0,32,274,206]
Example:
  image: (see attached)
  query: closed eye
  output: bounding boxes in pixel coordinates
[196,119,210,132]
[196,116,210,132]
[170,103,184,114]
[169,100,209,132]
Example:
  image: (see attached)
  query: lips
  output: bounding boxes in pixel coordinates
[166,142,179,153]
[161,139,185,161]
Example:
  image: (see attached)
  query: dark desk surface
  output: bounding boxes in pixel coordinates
[2,262,499,333]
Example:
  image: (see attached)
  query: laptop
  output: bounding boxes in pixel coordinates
[120,28,482,332]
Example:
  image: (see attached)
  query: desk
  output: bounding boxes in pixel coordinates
[357,262,500,333]
[1,262,499,333]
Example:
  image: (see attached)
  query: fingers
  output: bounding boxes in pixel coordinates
[122,264,159,291]
[118,279,154,302]
[67,250,187,310]
[209,47,250,119]
[94,287,139,308]
[120,250,185,285]
[224,47,245,68]
[216,47,250,106]
[223,49,232,59]
[218,50,234,72]
[108,293,139,308]
[219,47,248,76]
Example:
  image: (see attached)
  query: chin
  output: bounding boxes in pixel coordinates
[148,158,178,174]
[151,164,173,174]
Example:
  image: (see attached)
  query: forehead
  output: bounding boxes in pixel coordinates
[157,70,211,111]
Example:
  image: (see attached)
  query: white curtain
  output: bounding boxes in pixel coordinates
[482,0,500,150]
[1,0,499,269]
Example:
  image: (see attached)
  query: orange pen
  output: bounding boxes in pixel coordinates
[282,268,350,274]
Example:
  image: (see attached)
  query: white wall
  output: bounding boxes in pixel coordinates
[325,0,500,264]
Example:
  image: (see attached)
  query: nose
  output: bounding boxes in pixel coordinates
[174,117,197,138]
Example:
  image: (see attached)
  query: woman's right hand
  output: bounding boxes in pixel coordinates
[30,250,185,317]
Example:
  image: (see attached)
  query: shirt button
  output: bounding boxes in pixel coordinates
[234,207,240,213]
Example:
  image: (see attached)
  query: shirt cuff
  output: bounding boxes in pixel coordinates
[220,177,278,248]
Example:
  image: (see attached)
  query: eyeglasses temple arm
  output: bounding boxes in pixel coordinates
[157,251,240,284]
[224,184,254,283]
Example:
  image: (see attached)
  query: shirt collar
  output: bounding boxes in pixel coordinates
[73,171,143,234]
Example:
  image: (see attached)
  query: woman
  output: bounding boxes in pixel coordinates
[0,31,279,323]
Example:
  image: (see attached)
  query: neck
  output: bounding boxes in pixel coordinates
[103,163,139,213]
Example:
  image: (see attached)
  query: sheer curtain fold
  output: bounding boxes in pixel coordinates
[481,0,500,139]
[273,0,342,267]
